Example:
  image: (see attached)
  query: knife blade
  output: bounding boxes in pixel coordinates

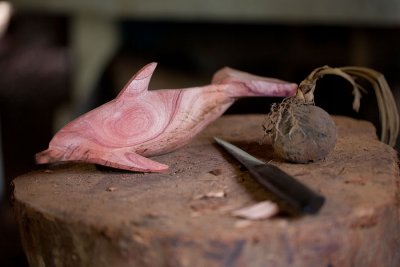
[214,137,325,214]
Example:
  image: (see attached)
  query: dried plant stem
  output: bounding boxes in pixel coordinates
[295,66,399,147]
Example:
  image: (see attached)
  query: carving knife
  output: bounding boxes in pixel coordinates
[214,137,325,214]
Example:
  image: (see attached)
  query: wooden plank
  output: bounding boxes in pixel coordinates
[12,115,400,267]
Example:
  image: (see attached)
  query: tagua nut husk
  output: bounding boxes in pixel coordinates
[267,100,337,163]
[264,66,399,163]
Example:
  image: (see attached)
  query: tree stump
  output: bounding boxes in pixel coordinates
[12,115,400,267]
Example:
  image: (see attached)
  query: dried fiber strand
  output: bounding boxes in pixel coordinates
[339,67,399,146]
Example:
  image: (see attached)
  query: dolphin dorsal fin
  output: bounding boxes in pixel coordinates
[117,62,157,98]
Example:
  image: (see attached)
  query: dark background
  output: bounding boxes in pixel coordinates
[1,11,399,266]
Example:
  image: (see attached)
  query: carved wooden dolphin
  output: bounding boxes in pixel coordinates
[36,63,297,172]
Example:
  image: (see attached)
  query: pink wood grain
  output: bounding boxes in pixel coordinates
[36,63,297,172]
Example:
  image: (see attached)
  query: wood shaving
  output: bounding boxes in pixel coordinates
[231,201,279,220]
[209,169,223,176]
[234,219,253,228]
[106,186,117,192]
[193,190,226,200]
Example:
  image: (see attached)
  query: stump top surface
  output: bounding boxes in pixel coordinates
[13,115,399,239]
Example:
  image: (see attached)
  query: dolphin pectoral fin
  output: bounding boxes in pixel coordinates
[90,150,169,173]
[35,148,62,164]
[36,146,169,173]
